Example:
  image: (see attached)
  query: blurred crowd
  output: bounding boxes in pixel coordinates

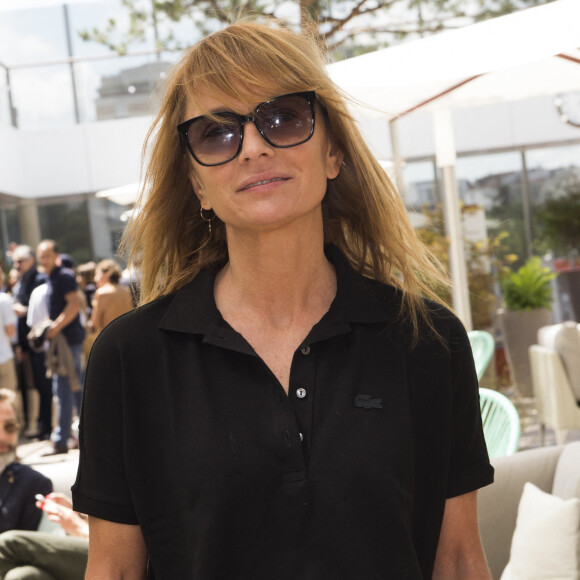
[0,240,137,453]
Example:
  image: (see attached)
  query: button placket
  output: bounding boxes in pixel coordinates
[288,346,316,464]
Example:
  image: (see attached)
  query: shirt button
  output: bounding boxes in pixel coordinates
[299,432,304,442]
[300,346,311,355]
[296,388,307,399]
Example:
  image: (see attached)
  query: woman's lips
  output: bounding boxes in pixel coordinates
[239,177,288,191]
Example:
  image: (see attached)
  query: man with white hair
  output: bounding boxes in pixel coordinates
[0,388,53,532]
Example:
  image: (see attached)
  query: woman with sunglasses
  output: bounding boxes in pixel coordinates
[73,18,493,580]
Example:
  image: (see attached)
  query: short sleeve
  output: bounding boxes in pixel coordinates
[58,270,77,296]
[1,295,16,327]
[71,325,138,524]
[446,320,494,498]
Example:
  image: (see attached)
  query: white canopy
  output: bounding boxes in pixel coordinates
[96,182,143,206]
[327,0,580,120]
[328,0,580,329]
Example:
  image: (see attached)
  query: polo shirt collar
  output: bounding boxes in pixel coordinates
[159,245,399,346]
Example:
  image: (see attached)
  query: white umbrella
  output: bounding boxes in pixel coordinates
[327,0,580,329]
[95,182,144,206]
[328,0,580,120]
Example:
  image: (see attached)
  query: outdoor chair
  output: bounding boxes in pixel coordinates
[479,387,521,458]
[529,344,580,445]
[468,330,495,381]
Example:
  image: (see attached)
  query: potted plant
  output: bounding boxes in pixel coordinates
[497,257,556,399]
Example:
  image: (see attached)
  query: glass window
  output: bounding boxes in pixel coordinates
[455,152,526,267]
[38,199,92,266]
[87,196,131,261]
[525,143,580,258]
[75,54,172,122]
[402,159,439,211]
[0,206,20,260]
[10,65,77,128]
[0,6,68,66]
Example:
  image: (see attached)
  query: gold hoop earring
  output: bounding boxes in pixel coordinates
[200,207,216,237]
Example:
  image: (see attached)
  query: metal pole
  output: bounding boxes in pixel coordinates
[0,208,10,260]
[389,119,406,201]
[433,109,473,330]
[520,149,533,259]
[4,67,17,128]
[63,4,80,124]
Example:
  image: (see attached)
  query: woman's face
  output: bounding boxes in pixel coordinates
[184,88,343,236]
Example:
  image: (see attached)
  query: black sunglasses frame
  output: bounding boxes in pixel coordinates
[177,91,317,167]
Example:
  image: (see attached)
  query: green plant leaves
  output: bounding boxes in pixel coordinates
[502,257,556,311]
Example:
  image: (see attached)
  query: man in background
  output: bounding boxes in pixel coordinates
[36,241,84,456]
[11,245,51,440]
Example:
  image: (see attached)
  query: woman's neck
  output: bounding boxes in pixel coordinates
[215,228,335,325]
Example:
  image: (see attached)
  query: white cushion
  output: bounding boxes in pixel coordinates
[554,323,580,403]
[500,482,580,580]
[538,322,580,403]
[537,323,561,349]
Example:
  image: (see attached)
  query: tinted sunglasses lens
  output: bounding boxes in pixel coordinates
[258,94,313,147]
[187,114,241,165]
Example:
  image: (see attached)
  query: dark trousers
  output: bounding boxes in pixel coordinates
[30,352,53,437]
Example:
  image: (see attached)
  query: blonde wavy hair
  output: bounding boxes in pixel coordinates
[122,17,450,339]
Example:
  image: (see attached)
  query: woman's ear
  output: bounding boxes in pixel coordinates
[325,142,344,180]
[189,172,211,210]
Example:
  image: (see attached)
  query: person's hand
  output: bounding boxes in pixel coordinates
[13,303,27,318]
[37,492,73,510]
[46,323,59,340]
[37,493,89,538]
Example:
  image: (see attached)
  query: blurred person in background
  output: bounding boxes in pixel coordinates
[36,241,84,456]
[10,246,51,441]
[76,262,96,320]
[88,259,133,336]
[0,272,17,395]
[0,388,52,533]
[0,493,88,580]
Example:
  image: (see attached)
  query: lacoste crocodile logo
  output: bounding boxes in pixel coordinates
[354,394,383,409]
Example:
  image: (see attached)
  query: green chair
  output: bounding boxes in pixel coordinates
[468,330,495,381]
[479,388,521,458]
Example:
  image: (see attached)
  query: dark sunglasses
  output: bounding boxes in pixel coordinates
[0,421,19,434]
[177,91,316,167]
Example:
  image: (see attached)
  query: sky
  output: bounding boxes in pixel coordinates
[0,0,97,11]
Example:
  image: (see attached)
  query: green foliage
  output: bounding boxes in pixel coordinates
[501,256,556,311]
[415,204,516,328]
[77,0,552,56]
[536,190,580,256]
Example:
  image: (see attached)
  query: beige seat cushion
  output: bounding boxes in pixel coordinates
[538,322,580,403]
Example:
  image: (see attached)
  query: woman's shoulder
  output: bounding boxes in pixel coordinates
[368,279,468,348]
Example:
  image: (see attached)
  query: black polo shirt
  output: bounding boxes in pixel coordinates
[72,246,493,580]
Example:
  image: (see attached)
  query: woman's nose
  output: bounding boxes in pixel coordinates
[239,121,274,161]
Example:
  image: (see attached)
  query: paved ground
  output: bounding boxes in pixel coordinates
[18,439,79,495]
